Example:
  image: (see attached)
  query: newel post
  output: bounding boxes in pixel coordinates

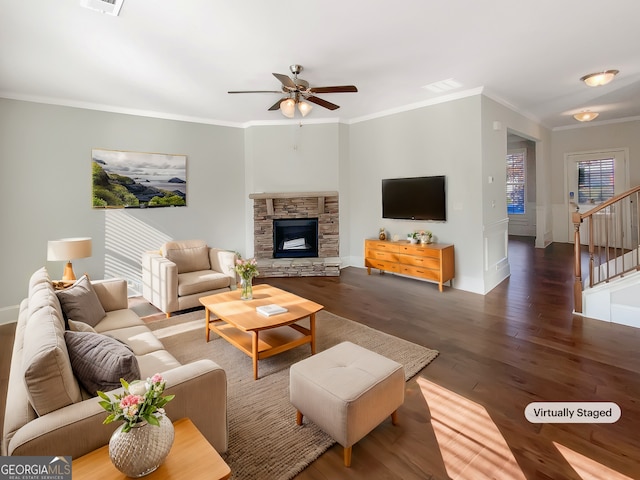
[572,211,583,313]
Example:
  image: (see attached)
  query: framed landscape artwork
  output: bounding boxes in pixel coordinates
[92,149,187,208]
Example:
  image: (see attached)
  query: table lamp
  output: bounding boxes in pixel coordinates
[47,237,92,281]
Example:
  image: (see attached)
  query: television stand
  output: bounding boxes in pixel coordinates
[364,239,454,291]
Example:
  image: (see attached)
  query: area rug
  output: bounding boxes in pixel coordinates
[147,309,438,480]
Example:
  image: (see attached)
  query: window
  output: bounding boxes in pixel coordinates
[506,149,525,215]
[577,158,614,205]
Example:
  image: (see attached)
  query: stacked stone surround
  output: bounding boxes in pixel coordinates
[251,192,340,277]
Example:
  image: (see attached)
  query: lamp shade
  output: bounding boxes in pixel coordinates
[280,98,296,118]
[297,101,313,117]
[47,237,92,261]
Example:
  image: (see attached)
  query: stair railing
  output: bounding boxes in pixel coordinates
[573,185,640,313]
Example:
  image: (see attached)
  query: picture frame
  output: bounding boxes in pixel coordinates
[92,148,187,209]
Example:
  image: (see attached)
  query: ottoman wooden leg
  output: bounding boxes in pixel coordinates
[296,410,303,426]
[344,446,352,467]
[391,409,399,425]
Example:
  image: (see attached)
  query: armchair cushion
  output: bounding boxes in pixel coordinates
[161,240,210,273]
[56,275,106,327]
[64,331,140,396]
[177,270,233,296]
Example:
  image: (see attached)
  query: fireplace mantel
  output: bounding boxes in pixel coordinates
[249,191,338,215]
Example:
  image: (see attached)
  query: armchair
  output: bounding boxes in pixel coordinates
[142,240,237,317]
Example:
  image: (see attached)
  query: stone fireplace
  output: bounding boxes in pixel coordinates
[249,191,340,277]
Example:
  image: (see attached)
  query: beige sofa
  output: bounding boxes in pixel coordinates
[2,267,228,458]
[142,240,237,317]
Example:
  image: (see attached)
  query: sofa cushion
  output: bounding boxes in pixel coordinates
[162,240,210,274]
[22,305,82,416]
[64,331,141,396]
[56,275,106,327]
[177,270,232,296]
[27,267,62,319]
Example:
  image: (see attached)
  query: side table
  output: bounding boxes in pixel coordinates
[72,418,230,479]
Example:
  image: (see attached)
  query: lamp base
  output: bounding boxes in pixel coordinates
[62,262,77,282]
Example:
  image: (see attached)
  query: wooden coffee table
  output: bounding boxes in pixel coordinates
[200,284,324,380]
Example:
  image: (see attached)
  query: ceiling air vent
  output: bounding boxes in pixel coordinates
[80,0,124,16]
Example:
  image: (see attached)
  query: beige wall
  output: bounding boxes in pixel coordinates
[550,120,640,242]
[0,98,245,311]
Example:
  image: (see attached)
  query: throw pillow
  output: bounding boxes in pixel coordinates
[56,275,106,327]
[67,319,97,333]
[64,330,140,396]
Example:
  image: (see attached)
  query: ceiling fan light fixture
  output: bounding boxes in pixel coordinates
[298,101,313,117]
[580,70,619,87]
[573,111,599,122]
[280,98,296,118]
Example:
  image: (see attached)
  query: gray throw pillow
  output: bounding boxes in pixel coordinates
[64,330,140,396]
[56,275,106,327]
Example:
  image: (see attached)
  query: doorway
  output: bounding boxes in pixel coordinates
[565,148,629,245]
[507,132,536,237]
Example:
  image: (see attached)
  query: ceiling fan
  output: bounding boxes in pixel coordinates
[228,64,357,117]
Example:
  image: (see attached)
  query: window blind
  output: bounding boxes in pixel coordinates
[506,150,525,215]
[577,158,615,204]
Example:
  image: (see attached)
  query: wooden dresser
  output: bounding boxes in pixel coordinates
[364,239,455,291]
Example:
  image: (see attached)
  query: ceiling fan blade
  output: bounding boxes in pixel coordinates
[305,95,340,111]
[228,90,282,94]
[309,85,358,94]
[273,73,296,89]
[268,98,288,111]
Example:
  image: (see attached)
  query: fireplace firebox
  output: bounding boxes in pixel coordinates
[273,218,319,258]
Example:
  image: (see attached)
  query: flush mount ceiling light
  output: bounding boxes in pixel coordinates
[580,70,619,87]
[573,111,599,122]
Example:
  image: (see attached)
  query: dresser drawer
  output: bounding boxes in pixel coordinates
[365,259,400,273]
[367,250,399,262]
[365,240,401,253]
[401,265,439,281]
[398,254,439,269]
[400,244,440,258]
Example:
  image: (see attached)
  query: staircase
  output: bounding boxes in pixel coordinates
[573,186,640,326]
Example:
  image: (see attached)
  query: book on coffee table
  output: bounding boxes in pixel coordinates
[256,304,288,317]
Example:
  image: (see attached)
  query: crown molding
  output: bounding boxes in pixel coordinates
[347,87,485,124]
[0,91,244,128]
[552,115,640,131]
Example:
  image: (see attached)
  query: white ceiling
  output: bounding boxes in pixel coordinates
[2,0,639,129]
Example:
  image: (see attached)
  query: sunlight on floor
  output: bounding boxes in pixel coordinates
[150,319,202,339]
[553,442,634,480]
[418,377,526,480]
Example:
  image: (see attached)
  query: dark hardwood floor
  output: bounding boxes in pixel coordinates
[257,237,640,480]
[1,237,639,479]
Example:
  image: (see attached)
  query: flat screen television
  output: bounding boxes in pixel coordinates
[382,175,446,221]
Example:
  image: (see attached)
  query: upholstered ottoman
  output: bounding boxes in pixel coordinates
[290,341,405,467]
